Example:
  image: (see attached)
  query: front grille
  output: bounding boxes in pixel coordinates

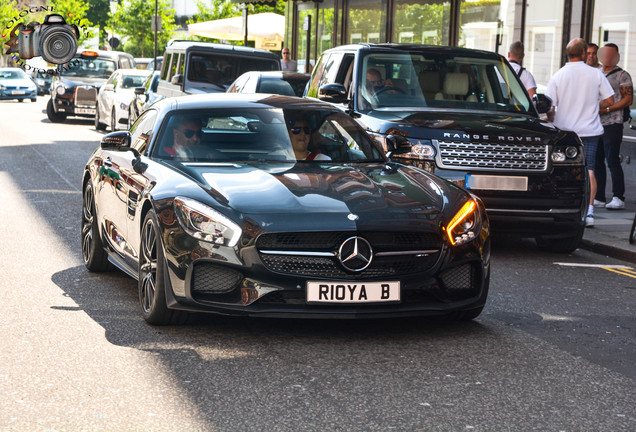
[439,264,477,291]
[436,140,548,171]
[74,86,97,107]
[191,264,242,294]
[260,253,438,279]
[256,231,441,251]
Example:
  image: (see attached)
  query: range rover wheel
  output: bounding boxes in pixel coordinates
[139,210,189,325]
[47,98,66,123]
[536,227,584,253]
[111,107,117,131]
[81,181,111,272]
[94,103,106,131]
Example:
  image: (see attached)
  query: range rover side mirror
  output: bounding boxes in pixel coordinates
[171,74,183,85]
[101,131,132,151]
[534,93,552,114]
[318,83,348,104]
[386,134,412,157]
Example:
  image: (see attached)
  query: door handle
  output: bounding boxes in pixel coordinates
[104,158,112,167]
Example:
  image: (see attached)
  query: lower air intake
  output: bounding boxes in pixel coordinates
[191,264,242,294]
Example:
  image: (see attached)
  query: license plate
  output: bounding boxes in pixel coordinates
[76,108,96,115]
[306,281,400,304]
[465,174,528,191]
[11,90,25,95]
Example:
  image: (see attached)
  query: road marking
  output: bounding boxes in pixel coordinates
[554,262,632,269]
[602,267,636,279]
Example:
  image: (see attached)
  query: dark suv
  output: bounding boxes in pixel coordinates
[47,49,135,123]
[156,41,280,98]
[305,44,587,253]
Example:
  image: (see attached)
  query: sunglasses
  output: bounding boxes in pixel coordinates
[178,129,203,139]
[282,51,290,55]
[290,127,311,135]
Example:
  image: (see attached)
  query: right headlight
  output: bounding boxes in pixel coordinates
[174,197,242,247]
[55,86,66,95]
[444,200,480,246]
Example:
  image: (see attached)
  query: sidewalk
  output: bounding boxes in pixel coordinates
[581,176,636,263]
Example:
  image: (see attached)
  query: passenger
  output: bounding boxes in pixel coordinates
[287,119,331,161]
[507,41,537,99]
[545,38,614,227]
[163,118,203,158]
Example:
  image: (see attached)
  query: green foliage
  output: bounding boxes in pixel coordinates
[110,0,177,57]
[188,0,240,23]
[86,0,110,45]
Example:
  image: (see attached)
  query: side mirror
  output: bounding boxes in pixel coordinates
[101,131,132,151]
[386,134,412,157]
[318,83,348,104]
[534,93,552,114]
[134,86,145,95]
[171,74,183,85]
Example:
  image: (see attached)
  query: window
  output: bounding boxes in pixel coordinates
[131,110,158,155]
[348,0,388,44]
[393,0,450,45]
[161,53,172,80]
[524,0,564,91]
[458,0,515,55]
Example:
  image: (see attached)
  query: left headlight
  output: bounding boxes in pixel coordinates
[174,197,242,247]
[444,200,480,246]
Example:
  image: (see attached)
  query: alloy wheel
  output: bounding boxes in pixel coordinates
[140,218,157,313]
[81,185,94,264]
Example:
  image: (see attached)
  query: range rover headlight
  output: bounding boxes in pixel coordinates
[550,145,583,164]
[56,86,66,95]
[444,200,480,246]
[174,197,242,247]
[551,150,565,163]
[565,146,578,159]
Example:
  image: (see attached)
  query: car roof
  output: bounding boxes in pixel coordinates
[325,43,502,59]
[165,40,278,58]
[152,93,340,114]
[116,68,152,76]
[247,71,311,79]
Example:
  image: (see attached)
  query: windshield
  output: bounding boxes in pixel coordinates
[121,74,148,89]
[0,69,29,79]
[187,53,279,90]
[62,57,117,78]
[357,52,532,114]
[153,108,385,164]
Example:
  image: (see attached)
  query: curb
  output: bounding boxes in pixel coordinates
[580,238,636,264]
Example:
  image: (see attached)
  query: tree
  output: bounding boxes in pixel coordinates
[86,0,109,47]
[109,0,177,57]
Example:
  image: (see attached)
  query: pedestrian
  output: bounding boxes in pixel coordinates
[586,43,602,69]
[545,38,614,227]
[594,43,633,210]
[507,41,537,98]
[280,47,297,72]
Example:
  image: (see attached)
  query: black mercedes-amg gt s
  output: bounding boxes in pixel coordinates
[81,94,490,325]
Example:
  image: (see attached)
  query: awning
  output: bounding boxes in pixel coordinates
[187,13,285,43]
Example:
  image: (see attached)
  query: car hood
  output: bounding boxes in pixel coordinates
[0,78,35,88]
[362,109,566,143]
[165,161,465,232]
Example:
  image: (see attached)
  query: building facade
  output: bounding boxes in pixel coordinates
[283,0,636,89]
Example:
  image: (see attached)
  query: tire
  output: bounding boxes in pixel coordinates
[536,227,584,253]
[81,181,111,272]
[111,107,117,132]
[31,97,37,102]
[94,103,106,131]
[17,98,23,102]
[139,210,189,325]
[127,107,134,130]
[46,98,66,123]
[630,214,636,245]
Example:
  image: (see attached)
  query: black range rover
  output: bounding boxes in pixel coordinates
[47,50,135,123]
[306,44,587,253]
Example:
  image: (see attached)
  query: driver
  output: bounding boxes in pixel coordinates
[365,68,396,95]
[288,119,331,161]
[163,117,203,158]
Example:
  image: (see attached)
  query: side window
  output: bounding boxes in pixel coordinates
[120,57,132,69]
[228,74,248,93]
[131,110,158,155]
[176,53,185,77]
[161,53,172,80]
[106,72,117,85]
[320,52,344,87]
[306,53,330,98]
[112,75,119,88]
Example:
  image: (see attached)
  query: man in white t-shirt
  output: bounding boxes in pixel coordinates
[507,41,537,99]
[545,38,615,227]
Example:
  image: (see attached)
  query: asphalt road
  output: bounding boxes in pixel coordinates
[1,98,635,431]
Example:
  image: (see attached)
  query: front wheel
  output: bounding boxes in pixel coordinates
[630,214,636,245]
[81,181,111,272]
[111,107,118,131]
[139,210,189,325]
[536,227,584,253]
[94,103,106,131]
[47,98,66,123]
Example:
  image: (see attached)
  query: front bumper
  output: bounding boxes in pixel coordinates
[52,85,98,117]
[0,88,36,100]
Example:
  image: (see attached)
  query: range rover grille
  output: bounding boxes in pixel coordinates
[436,140,548,171]
[74,86,97,107]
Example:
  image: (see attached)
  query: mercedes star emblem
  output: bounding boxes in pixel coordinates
[338,236,373,272]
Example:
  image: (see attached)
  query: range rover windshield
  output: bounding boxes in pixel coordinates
[153,108,385,163]
[357,52,532,115]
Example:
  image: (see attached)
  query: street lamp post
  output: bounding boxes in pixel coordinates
[154,0,158,71]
